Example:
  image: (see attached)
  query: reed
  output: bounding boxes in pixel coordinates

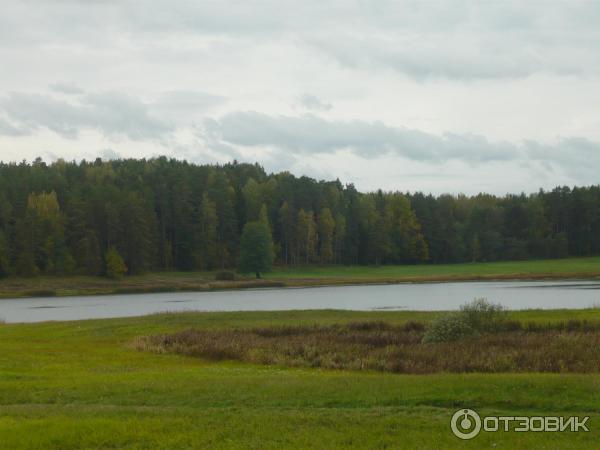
[135,319,600,374]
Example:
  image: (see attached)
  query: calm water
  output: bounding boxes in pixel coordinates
[1,280,600,323]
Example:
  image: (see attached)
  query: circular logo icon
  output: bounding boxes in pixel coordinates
[451,409,481,440]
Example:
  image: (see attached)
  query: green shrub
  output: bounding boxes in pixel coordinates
[423,298,507,343]
[105,247,127,280]
[461,298,507,332]
[422,313,474,343]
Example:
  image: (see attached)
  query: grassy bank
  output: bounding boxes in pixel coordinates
[1,256,599,299]
[268,256,600,280]
[1,309,600,448]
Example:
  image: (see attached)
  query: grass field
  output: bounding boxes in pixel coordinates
[1,256,600,299]
[1,309,600,449]
[268,256,600,279]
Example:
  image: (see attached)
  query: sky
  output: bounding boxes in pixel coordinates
[1,1,599,195]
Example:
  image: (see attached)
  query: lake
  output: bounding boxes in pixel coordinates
[1,280,600,323]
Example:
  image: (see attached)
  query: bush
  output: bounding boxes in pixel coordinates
[214,271,235,281]
[460,298,507,333]
[423,298,507,343]
[105,247,127,279]
[422,313,474,343]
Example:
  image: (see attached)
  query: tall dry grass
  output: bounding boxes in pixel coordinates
[134,320,600,374]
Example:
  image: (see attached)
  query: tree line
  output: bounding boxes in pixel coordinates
[0,157,598,277]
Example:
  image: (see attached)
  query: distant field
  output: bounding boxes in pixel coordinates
[0,256,599,299]
[269,256,600,279]
[1,309,600,449]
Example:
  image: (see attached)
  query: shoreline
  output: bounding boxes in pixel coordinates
[1,270,599,300]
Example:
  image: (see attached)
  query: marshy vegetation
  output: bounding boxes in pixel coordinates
[135,300,600,374]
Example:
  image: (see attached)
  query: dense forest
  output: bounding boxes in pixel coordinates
[0,157,599,277]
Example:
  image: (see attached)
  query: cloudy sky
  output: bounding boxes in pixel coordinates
[1,1,599,194]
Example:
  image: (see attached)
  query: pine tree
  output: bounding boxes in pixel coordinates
[16,191,73,275]
[388,194,428,262]
[0,193,12,277]
[278,201,295,265]
[80,231,103,275]
[0,231,10,277]
[318,207,335,264]
[208,172,238,268]
[195,192,218,269]
[296,209,317,264]
[242,178,263,221]
[258,203,270,227]
[118,192,158,274]
[66,198,102,275]
[471,236,481,262]
[238,221,274,278]
[333,213,346,264]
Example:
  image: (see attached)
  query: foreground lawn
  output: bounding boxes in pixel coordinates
[1,310,600,448]
[1,256,600,299]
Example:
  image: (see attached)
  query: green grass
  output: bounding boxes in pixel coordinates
[1,309,600,448]
[1,256,600,299]
[269,256,600,279]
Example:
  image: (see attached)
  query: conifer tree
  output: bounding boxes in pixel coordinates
[238,221,274,278]
[318,207,335,264]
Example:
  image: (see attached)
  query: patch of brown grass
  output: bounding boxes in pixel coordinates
[134,320,600,374]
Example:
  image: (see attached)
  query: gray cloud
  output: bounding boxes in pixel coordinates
[100,148,122,160]
[523,137,600,179]
[203,111,518,162]
[202,111,600,179]
[0,88,226,140]
[296,94,332,112]
[152,90,226,113]
[311,35,544,80]
[3,2,600,80]
[49,82,85,95]
[318,2,600,80]
[0,117,27,136]
[0,91,173,140]
[1,2,599,194]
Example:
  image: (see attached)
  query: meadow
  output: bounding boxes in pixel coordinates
[1,256,599,299]
[268,256,600,280]
[1,309,600,448]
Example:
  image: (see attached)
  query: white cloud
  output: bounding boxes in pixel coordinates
[0,117,27,136]
[203,111,517,161]
[0,1,599,194]
[49,82,85,95]
[201,111,600,183]
[296,94,332,112]
[0,91,173,140]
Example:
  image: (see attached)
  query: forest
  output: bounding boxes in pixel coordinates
[0,157,598,278]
